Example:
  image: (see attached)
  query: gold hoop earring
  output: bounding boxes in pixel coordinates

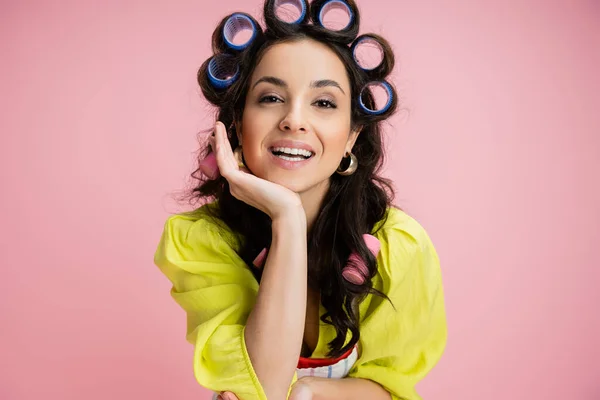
[336,152,358,176]
[233,147,246,169]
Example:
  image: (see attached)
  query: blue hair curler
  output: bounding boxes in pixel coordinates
[358,81,393,116]
[223,13,258,51]
[273,0,307,24]
[351,36,384,71]
[207,54,240,90]
[317,0,354,31]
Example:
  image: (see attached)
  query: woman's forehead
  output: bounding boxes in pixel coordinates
[251,39,349,89]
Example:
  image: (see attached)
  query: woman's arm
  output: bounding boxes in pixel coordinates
[244,212,308,400]
[212,122,308,399]
[298,377,391,400]
[219,377,391,400]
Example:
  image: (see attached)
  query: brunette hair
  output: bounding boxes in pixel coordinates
[183,0,401,357]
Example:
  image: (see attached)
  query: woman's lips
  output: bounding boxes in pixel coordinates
[268,149,315,170]
[267,139,316,154]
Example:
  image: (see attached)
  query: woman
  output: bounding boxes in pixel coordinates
[154,0,447,399]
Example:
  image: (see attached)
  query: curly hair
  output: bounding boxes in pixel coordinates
[182,0,401,358]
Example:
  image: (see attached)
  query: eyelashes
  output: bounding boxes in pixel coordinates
[315,99,337,109]
[258,95,337,109]
[258,95,281,104]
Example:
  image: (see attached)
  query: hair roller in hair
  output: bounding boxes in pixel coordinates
[207,53,239,90]
[199,152,220,179]
[358,80,393,116]
[341,265,366,285]
[342,234,381,285]
[222,13,258,51]
[351,35,384,71]
[315,0,354,31]
[272,0,308,24]
[253,248,268,269]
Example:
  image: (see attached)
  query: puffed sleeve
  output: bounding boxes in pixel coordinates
[348,208,448,400]
[154,210,277,399]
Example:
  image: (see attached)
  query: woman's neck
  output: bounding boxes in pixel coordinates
[299,179,330,232]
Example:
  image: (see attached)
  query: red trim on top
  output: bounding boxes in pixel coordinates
[297,346,354,369]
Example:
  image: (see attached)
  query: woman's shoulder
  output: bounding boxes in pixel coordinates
[157,201,241,261]
[373,206,434,243]
[164,200,231,233]
[371,206,440,288]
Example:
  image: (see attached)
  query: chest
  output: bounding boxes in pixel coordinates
[301,288,321,357]
[297,290,359,379]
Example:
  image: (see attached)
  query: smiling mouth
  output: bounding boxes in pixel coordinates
[269,147,315,161]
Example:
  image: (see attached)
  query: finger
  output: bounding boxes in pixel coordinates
[213,121,238,178]
[220,392,240,400]
[218,122,237,168]
[214,121,254,177]
[289,383,313,400]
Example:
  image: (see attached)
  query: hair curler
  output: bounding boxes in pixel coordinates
[357,80,393,116]
[207,53,240,90]
[342,234,381,285]
[351,35,384,71]
[316,0,354,31]
[222,13,258,51]
[273,0,307,24]
[198,152,219,179]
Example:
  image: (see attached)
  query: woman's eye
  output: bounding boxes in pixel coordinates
[258,96,336,109]
[315,99,337,109]
[259,95,281,103]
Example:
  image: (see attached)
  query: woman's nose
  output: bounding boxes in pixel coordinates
[279,104,308,133]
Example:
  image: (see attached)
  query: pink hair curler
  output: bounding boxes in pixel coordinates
[199,152,220,179]
[363,233,381,255]
[253,248,268,269]
[341,234,381,285]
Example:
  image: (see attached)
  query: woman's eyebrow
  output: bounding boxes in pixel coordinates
[312,79,345,95]
[251,76,346,95]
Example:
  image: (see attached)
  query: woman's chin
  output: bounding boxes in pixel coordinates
[270,178,309,193]
[267,175,330,196]
[249,165,331,195]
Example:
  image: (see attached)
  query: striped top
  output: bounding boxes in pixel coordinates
[211,346,358,399]
[296,344,359,379]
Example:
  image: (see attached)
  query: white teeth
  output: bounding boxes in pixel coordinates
[272,146,313,157]
[276,154,306,162]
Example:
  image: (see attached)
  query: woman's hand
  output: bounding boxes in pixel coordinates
[217,377,314,400]
[289,379,314,400]
[217,377,392,400]
[211,121,304,222]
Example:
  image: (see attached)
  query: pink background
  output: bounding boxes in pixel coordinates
[1,0,599,399]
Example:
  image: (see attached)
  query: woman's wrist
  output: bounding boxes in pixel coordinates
[271,205,307,232]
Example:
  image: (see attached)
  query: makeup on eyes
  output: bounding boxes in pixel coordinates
[258,97,338,110]
[256,92,338,108]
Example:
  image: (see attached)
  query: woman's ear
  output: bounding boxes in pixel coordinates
[346,125,363,153]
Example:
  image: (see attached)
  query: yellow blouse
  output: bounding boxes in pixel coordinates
[154,202,447,400]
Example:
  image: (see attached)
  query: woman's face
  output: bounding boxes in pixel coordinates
[238,38,360,194]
